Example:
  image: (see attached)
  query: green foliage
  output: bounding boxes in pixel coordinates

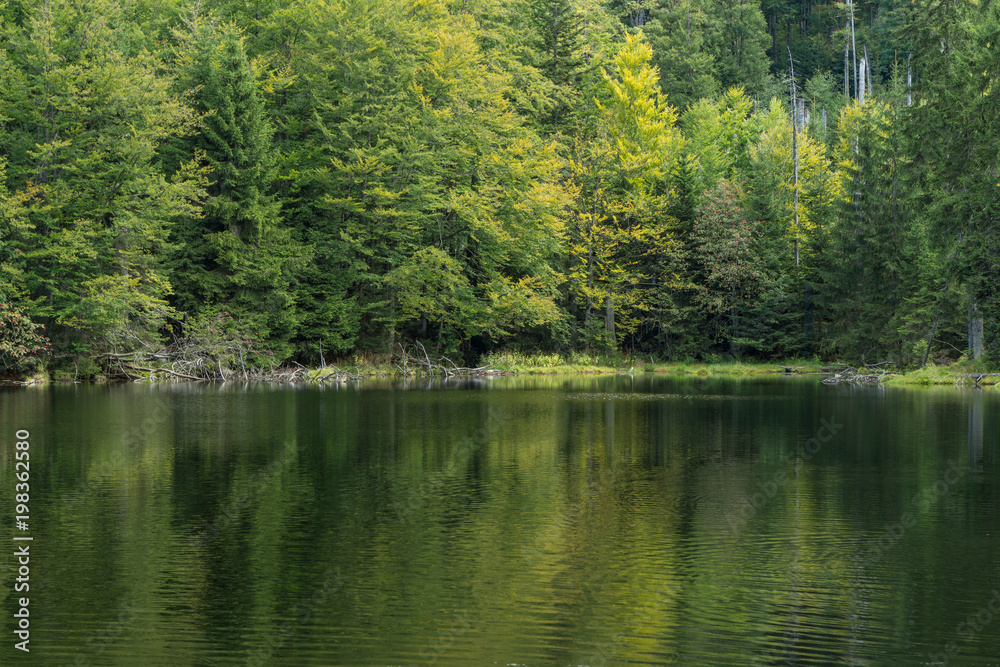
[804,70,844,148]
[703,0,771,96]
[0,0,205,361]
[692,179,763,356]
[529,0,587,87]
[904,0,1000,363]
[282,0,571,357]
[0,301,50,373]
[385,246,483,341]
[822,98,927,364]
[566,33,686,351]
[681,88,760,187]
[642,0,720,109]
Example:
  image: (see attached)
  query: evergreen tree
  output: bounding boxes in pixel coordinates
[529,0,586,86]
[822,98,925,363]
[168,15,307,359]
[905,0,1000,363]
[704,0,772,97]
[526,0,596,128]
[642,0,720,109]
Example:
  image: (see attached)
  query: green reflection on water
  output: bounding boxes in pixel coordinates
[1,377,998,665]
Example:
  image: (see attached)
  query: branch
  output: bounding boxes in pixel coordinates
[121,363,204,381]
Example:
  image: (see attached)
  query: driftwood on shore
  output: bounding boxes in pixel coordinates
[820,362,999,386]
[93,338,506,383]
[821,363,895,384]
[393,342,505,378]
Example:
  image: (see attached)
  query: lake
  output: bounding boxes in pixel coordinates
[1,375,999,665]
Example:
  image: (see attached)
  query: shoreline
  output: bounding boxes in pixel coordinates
[7,359,995,388]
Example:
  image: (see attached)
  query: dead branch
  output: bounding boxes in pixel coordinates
[121,363,204,381]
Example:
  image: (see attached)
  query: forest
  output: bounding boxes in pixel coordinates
[0,0,997,377]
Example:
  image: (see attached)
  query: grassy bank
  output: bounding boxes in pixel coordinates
[476,351,828,376]
[297,351,830,382]
[884,362,1000,386]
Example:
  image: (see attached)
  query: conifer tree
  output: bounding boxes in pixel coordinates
[527,0,592,128]
[822,99,925,363]
[642,0,720,109]
[168,15,307,358]
[905,0,1000,363]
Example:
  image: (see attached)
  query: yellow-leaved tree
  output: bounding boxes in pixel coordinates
[568,33,686,349]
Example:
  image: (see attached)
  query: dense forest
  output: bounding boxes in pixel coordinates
[0,0,997,377]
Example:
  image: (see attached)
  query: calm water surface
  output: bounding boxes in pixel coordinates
[1,375,999,665]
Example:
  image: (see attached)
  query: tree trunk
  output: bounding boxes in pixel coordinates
[803,285,813,343]
[921,311,942,368]
[844,27,850,99]
[769,12,776,56]
[864,44,873,99]
[858,56,866,105]
[789,47,800,267]
[907,52,912,106]
[849,0,857,101]
[584,241,595,324]
[604,294,615,342]
[921,233,962,368]
[729,300,741,358]
[969,300,985,360]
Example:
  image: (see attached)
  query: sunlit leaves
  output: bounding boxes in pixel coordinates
[597,33,683,188]
[564,34,687,347]
[281,0,571,354]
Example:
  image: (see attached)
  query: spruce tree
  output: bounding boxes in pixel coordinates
[168,16,307,359]
[822,99,925,364]
[528,0,589,127]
